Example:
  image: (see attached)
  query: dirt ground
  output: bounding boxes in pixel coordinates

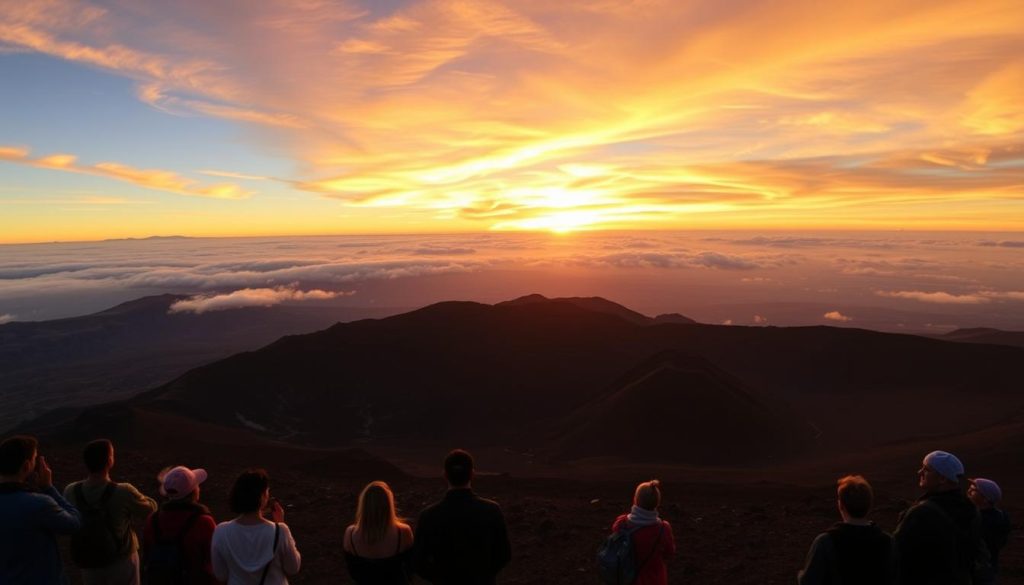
[36,437,1022,585]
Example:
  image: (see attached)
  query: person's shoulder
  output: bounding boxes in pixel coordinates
[62,480,82,499]
[473,494,503,511]
[611,514,629,531]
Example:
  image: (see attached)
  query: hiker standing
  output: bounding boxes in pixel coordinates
[212,468,301,585]
[142,465,220,585]
[797,475,895,585]
[606,480,675,585]
[968,478,1012,583]
[0,435,82,585]
[414,449,511,585]
[344,481,414,584]
[894,450,993,585]
[64,439,157,585]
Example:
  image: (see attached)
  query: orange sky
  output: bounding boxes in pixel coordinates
[1,0,1022,242]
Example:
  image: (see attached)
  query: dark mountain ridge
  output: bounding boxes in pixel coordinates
[64,295,1023,465]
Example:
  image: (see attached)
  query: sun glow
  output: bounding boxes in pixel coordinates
[1,0,1023,242]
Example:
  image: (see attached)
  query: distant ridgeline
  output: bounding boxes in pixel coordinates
[16,294,1022,467]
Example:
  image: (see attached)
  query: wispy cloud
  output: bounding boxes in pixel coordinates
[876,290,990,304]
[0,313,15,324]
[168,286,353,314]
[0,145,251,199]
[2,0,1022,231]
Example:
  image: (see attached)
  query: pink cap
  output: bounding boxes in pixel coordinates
[159,466,208,500]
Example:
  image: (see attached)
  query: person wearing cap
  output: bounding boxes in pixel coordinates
[64,438,157,585]
[894,450,992,585]
[0,434,82,585]
[969,478,1011,580]
[142,465,220,585]
[797,475,895,585]
[413,449,511,585]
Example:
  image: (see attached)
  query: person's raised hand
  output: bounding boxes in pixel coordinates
[270,499,285,523]
[36,456,53,489]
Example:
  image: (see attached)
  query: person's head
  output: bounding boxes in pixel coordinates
[230,468,271,515]
[355,481,403,544]
[0,435,38,480]
[444,449,474,488]
[968,478,1002,509]
[83,439,114,475]
[836,475,873,520]
[159,465,208,502]
[633,479,662,511]
[918,451,963,492]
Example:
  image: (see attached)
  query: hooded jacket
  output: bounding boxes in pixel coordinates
[894,489,993,585]
[211,519,301,585]
[143,499,219,585]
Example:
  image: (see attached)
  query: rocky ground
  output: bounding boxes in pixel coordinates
[38,437,1022,585]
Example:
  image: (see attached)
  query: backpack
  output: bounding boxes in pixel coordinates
[142,511,203,585]
[70,482,127,568]
[597,521,664,585]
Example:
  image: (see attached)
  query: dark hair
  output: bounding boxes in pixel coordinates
[634,479,662,510]
[444,449,474,487]
[837,475,873,519]
[0,435,38,475]
[83,439,113,473]
[230,468,270,514]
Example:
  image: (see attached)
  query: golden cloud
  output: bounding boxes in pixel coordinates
[0,145,252,200]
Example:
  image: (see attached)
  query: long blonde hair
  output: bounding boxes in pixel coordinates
[355,481,403,544]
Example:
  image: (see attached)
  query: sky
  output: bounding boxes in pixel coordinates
[1,0,1023,243]
[2,232,1023,332]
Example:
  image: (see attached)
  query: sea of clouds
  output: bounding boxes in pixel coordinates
[1,231,1023,331]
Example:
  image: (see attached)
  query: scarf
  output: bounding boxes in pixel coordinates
[627,505,661,526]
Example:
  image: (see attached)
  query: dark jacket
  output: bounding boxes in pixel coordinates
[894,489,992,585]
[0,482,82,585]
[797,522,895,585]
[979,508,1011,572]
[413,488,511,585]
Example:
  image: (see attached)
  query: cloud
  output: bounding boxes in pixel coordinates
[168,286,353,314]
[589,251,764,270]
[753,315,768,325]
[0,313,14,324]
[0,145,251,199]
[3,0,1023,232]
[824,310,853,322]
[978,240,1024,248]
[876,290,991,304]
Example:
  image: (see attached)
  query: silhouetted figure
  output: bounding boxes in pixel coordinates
[414,449,511,585]
[968,478,1011,582]
[894,450,992,585]
[212,468,301,585]
[797,475,895,585]
[142,465,219,585]
[0,435,81,584]
[344,481,414,584]
[64,438,157,585]
[607,479,676,585]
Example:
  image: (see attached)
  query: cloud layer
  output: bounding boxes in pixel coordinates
[168,286,352,314]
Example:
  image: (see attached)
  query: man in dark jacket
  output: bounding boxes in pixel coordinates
[895,450,993,585]
[969,478,1011,580]
[414,449,511,585]
[0,435,82,585]
[798,475,895,585]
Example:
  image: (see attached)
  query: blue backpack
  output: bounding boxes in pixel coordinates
[597,521,664,585]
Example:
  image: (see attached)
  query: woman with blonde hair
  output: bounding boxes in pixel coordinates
[608,479,676,585]
[344,481,414,584]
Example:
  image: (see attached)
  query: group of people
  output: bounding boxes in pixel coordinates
[0,432,1012,585]
[796,450,1012,585]
[0,436,510,585]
